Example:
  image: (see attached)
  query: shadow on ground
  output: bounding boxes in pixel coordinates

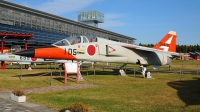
[167,77,200,106]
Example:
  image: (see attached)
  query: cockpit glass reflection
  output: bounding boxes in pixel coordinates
[53,39,69,46]
[87,36,98,42]
[67,36,82,45]
[52,36,98,46]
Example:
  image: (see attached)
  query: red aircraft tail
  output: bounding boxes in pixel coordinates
[153,31,177,52]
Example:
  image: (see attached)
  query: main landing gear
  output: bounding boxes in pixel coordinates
[118,62,152,78]
[140,65,151,78]
[119,63,127,76]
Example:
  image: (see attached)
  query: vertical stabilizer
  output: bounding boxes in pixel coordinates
[153,31,177,52]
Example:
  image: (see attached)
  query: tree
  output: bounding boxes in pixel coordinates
[139,43,199,53]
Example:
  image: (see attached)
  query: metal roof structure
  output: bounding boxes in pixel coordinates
[0,31,33,40]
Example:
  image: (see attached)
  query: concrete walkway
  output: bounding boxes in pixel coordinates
[0,84,97,112]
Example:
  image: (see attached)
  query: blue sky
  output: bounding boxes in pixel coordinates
[8,0,200,45]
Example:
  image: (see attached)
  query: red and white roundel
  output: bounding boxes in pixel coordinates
[87,44,96,56]
[31,57,37,61]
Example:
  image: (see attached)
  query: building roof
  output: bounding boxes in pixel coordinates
[0,31,33,40]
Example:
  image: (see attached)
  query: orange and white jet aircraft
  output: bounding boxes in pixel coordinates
[16,31,179,77]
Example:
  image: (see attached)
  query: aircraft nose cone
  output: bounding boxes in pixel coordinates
[15,49,35,57]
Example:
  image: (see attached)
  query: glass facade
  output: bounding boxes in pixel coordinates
[0,24,69,49]
[0,1,135,50]
[78,10,104,23]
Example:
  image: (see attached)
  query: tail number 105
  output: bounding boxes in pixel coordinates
[68,48,77,55]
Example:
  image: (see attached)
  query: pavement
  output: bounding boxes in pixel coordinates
[0,84,97,112]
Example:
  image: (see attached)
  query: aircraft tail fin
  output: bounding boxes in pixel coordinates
[153,31,177,52]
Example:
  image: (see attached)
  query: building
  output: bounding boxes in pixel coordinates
[78,10,104,27]
[0,1,135,49]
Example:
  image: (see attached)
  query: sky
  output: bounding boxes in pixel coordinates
[7,0,200,45]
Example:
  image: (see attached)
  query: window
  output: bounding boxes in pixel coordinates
[83,36,89,43]
[53,39,69,46]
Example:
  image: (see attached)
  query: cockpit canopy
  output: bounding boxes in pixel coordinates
[53,36,98,46]
[3,45,22,54]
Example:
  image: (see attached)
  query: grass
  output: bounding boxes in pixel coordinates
[0,64,76,91]
[27,73,200,112]
[0,60,200,111]
[169,60,200,71]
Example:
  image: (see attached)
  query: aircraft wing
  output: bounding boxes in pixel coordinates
[121,45,179,57]
[17,62,31,64]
